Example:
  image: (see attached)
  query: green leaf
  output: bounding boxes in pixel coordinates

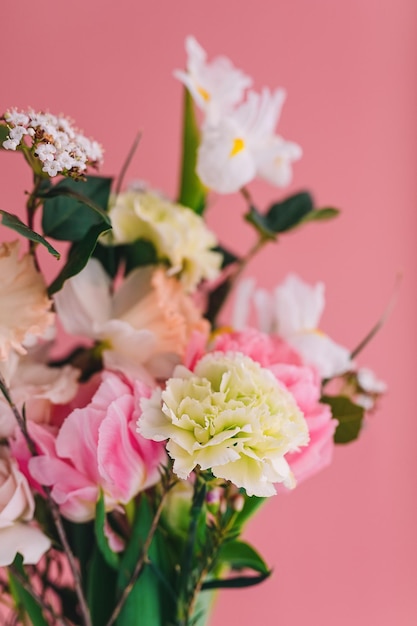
[177,89,206,214]
[87,547,118,626]
[244,205,277,240]
[0,210,60,258]
[233,494,265,532]
[216,540,270,575]
[202,571,271,590]
[116,496,166,626]
[48,221,111,295]
[265,191,314,233]
[122,239,159,274]
[41,176,112,242]
[8,555,49,626]
[0,123,10,147]
[213,245,240,268]
[299,207,340,224]
[94,491,120,569]
[322,395,365,443]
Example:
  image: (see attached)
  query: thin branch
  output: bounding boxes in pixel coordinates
[350,272,401,360]
[0,377,92,626]
[115,131,142,196]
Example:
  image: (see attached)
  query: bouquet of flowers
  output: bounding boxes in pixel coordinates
[0,37,386,626]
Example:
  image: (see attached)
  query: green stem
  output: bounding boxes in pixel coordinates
[105,468,177,626]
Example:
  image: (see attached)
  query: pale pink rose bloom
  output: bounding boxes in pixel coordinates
[55,259,210,381]
[0,241,54,361]
[0,446,50,566]
[0,350,79,438]
[214,329,336,484]
[27,372,166,522]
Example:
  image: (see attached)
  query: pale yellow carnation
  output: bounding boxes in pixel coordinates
[107,190,222,291]
[138,352,309,497]
[0,241,54,361]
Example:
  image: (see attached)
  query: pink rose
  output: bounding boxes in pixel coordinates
[0,446,50,566]
[28,372,166,522]
[214,329,336,484]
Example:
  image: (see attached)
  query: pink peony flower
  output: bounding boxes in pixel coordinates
[27,372,166,522]
[0,241,54,361]
[0,446,50,566]
[213,329,336,484]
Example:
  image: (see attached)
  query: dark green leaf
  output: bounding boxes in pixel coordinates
[92,241,123,278]
[202,571,271,590]
[41,176,112,242]
[265,191,314,233]
[0,123,10,146]
[94,491,120,569]
[244,205,277,239]
[177,89,206,214]
[63,519,95,588]
[87,547,117,626]
[48,222,111,295]
[122,239,159,274]
[299,207,340,224]
[216,540,269,575]
[213,245,240,268]
[0,210,60,258]
[322,395,365,443]
[8,555,49,626]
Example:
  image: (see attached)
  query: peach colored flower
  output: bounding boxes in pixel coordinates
[0,446,50,566]
[0,241,54,361]
[55,259,210,380]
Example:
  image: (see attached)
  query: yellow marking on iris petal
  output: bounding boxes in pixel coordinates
[197,85,211,102]
[230,137,245,157]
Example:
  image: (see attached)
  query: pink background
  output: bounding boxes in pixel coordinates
[1,1,416,624]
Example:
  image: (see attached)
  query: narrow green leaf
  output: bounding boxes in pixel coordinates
[265,191,314,233]
[322,395,365,443]
[41,176,112,242]
[116,496,164,626]
[177,89,206,214]
[87,547,117,626]
[202,571,271,590]
[299,207,340,224]
[94,491,120,569]
[233,494,265,532]
[244,205,277,240]
[0,210,60,258]
[8,556,49,626]
[48,222,111,295]
[216,540,269,575]
[213,244,240,268]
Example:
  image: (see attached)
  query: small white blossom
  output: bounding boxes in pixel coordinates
[1,107,103,179]
[175,36,252,122]
[197,88,301,194]
[233,275,352,379]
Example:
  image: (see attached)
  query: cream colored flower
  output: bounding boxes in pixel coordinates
[107,190,222,291]
[138,352,309,497]
[0,446,51,566]
[0,241,54,361]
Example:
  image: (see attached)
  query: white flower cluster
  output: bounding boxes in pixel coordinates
[175,37,302,194]
[2,108,103,178]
